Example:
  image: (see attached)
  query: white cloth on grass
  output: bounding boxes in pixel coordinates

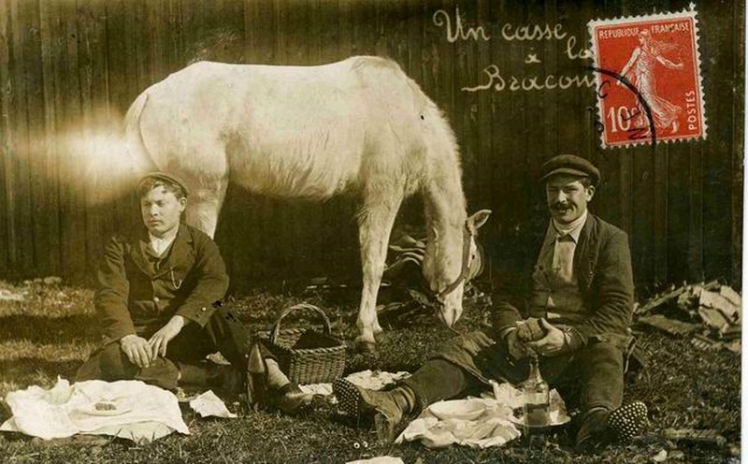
[346,457,404,464]
[300,369,411,401]
[394,383,569,448]
[0,378,189,443]
[189,390,237,418]
[394,396,521,449]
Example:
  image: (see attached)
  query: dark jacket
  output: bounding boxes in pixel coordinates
[435,214,634,384]
[493,213,635,348]
[95,223,229,344]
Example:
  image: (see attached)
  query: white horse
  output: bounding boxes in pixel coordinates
[125,56,490,352]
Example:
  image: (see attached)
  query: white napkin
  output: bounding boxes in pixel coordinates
[395,397,521,448]
[346,457,404,464]
[1,378,189,443]
[189,390,237,418]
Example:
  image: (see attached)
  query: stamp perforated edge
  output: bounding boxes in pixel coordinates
[587,4,708,149]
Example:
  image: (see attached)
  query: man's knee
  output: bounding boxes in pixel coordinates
[99,342,140,380]
[440,331,497,353]
[578,341,624,369]
[76,342,133,382]
[576,342,624,386]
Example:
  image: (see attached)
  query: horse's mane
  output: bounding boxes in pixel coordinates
[349,55,401,72]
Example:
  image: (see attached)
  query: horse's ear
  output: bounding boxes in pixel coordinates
[466,209,492,233]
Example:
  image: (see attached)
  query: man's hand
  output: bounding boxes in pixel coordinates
[526,319,566,357]
[120,334,153,368]
[516,318,545,342]
[504,329,528,360]
[148,315,186,358]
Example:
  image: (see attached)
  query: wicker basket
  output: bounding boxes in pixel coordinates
[262,303,346,385]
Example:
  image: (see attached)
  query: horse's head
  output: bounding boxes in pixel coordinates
[422,209,491,327]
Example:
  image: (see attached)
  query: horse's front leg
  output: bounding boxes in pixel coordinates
[356,185,403,353]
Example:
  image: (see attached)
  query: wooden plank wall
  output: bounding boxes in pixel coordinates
[0,0,743,295]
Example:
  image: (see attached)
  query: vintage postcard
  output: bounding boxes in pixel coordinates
[0,1,742,462]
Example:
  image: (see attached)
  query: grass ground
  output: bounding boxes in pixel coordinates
[0,278,741,463]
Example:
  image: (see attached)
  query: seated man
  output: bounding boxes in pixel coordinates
[333,155,648,450]
[76,172,312,413]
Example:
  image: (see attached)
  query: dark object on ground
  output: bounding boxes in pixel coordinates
[664,428,728,448]
[635,280,720,315]
[634,281,741,354]
[637,315,701,336]
[246,343,267,409]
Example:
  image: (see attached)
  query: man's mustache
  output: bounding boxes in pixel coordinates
[551,203,570,210]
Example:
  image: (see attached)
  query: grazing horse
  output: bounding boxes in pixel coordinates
[125,56,490,352]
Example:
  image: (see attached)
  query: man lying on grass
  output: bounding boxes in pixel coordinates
[334,155,649,451]
[75,172,313,413]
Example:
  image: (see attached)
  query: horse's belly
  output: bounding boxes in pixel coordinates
[227,136,363,199]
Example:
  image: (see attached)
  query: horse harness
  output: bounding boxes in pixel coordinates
[434,222,480,305]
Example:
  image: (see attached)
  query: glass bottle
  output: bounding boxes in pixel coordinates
[521,352,550,427]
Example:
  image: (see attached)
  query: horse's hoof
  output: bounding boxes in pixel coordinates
[355,339,378,355]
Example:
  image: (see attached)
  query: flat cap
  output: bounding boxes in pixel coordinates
[139,171,189,197]
[541,154,600,186]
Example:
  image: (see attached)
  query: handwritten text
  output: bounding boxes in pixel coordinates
[432,6,490,42]
[462,65,596,92]
[432,6,594,93]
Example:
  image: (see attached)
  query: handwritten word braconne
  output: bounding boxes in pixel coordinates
[463,65,596,92]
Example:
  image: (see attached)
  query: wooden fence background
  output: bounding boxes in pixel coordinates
[0,0,744,295]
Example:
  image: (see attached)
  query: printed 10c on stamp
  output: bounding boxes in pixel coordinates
[589,7,706,148]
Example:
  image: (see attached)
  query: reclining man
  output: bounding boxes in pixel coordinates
[76,172,313,413]
[334,154,648,450]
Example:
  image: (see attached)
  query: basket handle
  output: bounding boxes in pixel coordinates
[270,303,333,344]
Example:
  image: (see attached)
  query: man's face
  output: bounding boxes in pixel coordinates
[140,186,186,237]
[545,174,595,225]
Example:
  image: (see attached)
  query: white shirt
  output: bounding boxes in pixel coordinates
[550,210,588,282]
[148,228,178,257]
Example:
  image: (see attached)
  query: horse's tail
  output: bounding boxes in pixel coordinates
[124,91,159,176]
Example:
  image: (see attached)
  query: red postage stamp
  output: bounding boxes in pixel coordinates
[588,7,706,148]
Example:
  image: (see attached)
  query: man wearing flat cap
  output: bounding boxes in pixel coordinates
[334,154,647,450]
[76,172,314,412]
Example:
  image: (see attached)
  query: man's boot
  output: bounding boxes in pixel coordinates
[269,383,318,414]
[576,401,648,451]
[607,401,649,442]
[246,351,316,414]
[333,378,415,445]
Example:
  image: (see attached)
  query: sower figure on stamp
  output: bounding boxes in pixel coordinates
[334,155,648,450]
[75,172,315,413]
[617,29,684,134]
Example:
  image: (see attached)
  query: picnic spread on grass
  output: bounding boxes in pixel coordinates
[2,279,739,451]
[0,369,558,448]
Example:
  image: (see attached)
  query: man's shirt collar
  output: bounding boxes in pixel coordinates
[148,225,179,256]
[544,210,588,245]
